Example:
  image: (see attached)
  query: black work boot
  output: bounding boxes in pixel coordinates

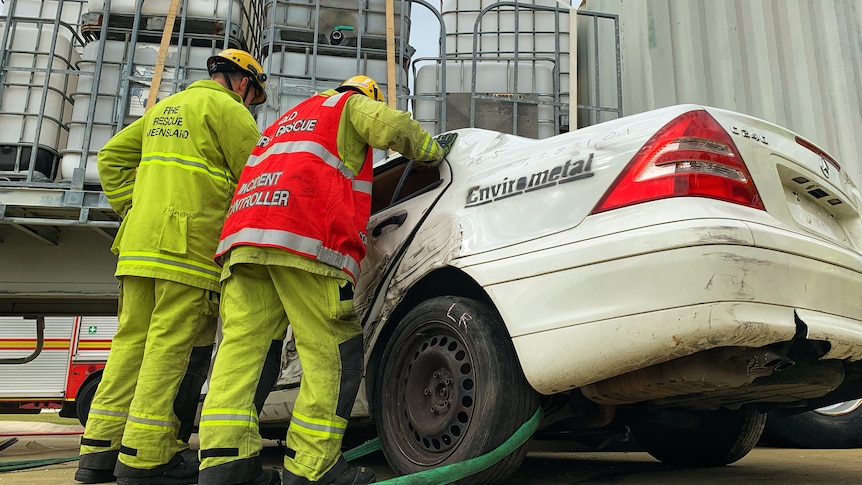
[76,449,119,483]
[115,449,199,485]
[170,448,200,477]
[116,475,198,485]
[116,472,198,485]
[243,468,283,485]
[282,456,375,485]
[324,465,374,485]
[74,467,116,484]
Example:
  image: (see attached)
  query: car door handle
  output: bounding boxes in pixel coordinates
[372,213,408,236]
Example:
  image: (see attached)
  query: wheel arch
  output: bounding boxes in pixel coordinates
[73,368,104,424]
[77,368,105,396]
[365,266,499,411]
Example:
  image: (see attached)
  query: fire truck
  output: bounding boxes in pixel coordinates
[0,315,116,423]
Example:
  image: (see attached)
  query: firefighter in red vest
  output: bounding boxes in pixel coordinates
[197,76,455,485]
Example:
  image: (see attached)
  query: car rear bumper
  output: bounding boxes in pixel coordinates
[462,218,862,395]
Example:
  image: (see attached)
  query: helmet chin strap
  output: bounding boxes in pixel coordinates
[220,71,254,104]
[242,81,254,104]
[221,72,234,92]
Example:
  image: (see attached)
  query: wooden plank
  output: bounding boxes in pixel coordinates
[145,0,182,112]
[385,0,396,109]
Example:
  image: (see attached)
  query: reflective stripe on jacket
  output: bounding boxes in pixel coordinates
[216,91,373,282]
[98,79,261,291]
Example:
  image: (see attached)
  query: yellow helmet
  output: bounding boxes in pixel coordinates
[337,75,385,103]
[206,49,268,105]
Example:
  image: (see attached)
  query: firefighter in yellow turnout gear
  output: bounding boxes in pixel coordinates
[76,50,267,485]
[197,76,449,485]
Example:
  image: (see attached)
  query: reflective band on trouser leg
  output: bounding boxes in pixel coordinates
[79,277,155,470]
[272,267,363,481]
[117,279,217,473]
[199,263,289,485]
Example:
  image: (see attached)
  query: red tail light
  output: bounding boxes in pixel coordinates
[592,110,764,214]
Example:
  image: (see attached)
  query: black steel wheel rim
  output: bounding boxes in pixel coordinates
[390,322,476,465]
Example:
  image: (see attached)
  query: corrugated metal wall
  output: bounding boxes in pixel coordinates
[584,0,862,185]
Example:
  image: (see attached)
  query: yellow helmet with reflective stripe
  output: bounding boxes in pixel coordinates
[337,75,385,102]
[206,49,268,105]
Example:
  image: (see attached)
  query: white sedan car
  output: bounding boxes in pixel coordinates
[260,104,862,483]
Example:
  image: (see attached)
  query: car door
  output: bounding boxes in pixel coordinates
[354,156,451,326]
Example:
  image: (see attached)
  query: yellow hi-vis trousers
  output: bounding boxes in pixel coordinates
[198,263,363,484]
[79,276,218,475]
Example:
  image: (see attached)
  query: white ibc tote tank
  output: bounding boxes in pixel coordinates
[60,41,213,185]
[86,0,252,25]
[414,60,557,138]
[258,52,410,129]
[263,0,411,39]
[0,19,80,181]
[259,0,414,145]
[414,0,571,138]
[60,0,251,186]
[10,0,84,24]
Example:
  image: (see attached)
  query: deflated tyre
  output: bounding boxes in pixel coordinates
[374,296,540,484]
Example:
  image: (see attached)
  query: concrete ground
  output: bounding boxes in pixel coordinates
[3,420,862,484]
[0,421,84,485]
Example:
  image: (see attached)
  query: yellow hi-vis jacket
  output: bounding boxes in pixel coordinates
[98,79,261,292]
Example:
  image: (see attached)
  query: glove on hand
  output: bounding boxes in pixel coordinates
[414,132,458,170]
[435,132,458,157]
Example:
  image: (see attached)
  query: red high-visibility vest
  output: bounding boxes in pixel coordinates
[216,91,373,282]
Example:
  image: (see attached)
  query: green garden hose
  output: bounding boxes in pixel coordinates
[346,407,542,485]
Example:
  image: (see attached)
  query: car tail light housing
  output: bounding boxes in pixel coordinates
[592,110,765,214]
